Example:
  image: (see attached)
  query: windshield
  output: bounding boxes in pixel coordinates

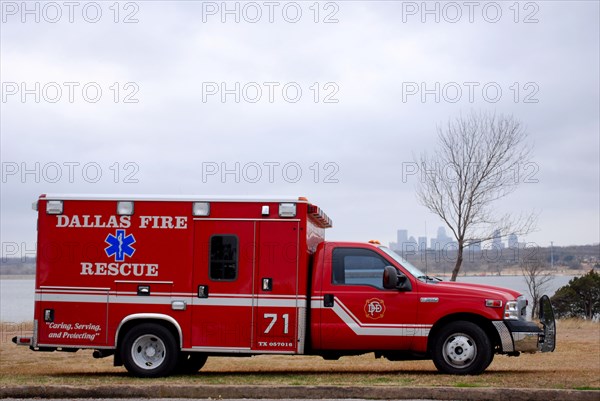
[379,246,427,279]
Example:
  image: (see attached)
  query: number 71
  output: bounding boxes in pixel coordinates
[263,313,289,334]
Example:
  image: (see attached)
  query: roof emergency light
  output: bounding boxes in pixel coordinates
[307,204,333,228]
[279,203,296,217]
[46,200,63,215]
[117,201,134,216]
[193,202,210,216]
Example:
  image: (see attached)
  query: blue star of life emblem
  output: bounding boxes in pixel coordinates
[105,229,136,262]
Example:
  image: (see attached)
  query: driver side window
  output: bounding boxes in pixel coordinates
[332,248,390,289]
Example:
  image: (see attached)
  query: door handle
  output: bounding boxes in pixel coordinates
[262,278,272,291]
[324,294,334,308]
[197,285,209,298]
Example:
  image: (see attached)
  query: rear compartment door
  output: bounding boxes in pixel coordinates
[252,220,301,354]
[191,220,255,351]
[37,287,109,347]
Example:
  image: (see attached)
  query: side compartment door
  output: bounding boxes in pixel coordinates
[317,247,419,351]
[253,221,301,354]
[191,220,255,351]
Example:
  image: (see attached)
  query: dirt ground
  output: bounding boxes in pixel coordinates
[0,320,598,389]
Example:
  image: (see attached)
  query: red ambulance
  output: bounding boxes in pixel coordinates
[14,194,556,377]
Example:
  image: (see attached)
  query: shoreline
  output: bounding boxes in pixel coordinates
[0,274,35,280]
[436,269,590,278]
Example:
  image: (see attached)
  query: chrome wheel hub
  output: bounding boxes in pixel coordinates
[131,335,166,369]
[443,333,477,368]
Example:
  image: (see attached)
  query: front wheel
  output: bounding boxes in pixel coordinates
[432,321,492,375]
[121,323,178,378]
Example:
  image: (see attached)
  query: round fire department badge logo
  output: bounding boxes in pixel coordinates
[364,298,385,320]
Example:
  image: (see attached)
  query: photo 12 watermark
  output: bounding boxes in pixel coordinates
[0,323,33,345]
[2,162,141,184]
[1,236,305,265]
[201,82,340,104]
[400,1,539,24]
[401,161,540,184]
[200,1,339,24]
[1,1,140,24]
[201,161,340,184]
[396,240,540,265]
[1,82,140,104]
[401,81,540,104]
[3,240,129,265]
[2,242,38,263]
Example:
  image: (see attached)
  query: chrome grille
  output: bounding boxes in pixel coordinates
[517,295,528,320]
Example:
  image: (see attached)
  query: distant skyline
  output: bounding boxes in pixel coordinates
[388,227,529,252]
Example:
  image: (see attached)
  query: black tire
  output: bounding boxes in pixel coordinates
[483,351,495,371]
[432,321,492,375]
[121,323,178,378]
[176,352,208,374]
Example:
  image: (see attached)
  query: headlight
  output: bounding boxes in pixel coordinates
[504,301,519,320]
[504,295,527,320]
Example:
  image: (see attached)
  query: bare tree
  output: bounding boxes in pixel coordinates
[416,111,536,281]
[521,257,554,319]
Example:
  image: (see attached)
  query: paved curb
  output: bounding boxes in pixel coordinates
[1,385,599,401]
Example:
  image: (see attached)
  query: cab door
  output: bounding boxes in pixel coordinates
[191,220,255,351]
[316,246,420,351]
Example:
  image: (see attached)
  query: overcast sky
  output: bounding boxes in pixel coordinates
[1,1,599,257]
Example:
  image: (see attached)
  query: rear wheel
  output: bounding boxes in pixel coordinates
[121,323,178,378]
[432,321,492,375]
[176,352,208,374]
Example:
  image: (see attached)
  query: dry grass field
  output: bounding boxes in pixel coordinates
[0,320,598,390]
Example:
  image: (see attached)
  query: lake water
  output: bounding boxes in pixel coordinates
[1,279,36,322]
[0,275,576,323]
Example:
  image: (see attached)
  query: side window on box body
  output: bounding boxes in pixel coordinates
[210,235,238,281]
[332,248,389,289]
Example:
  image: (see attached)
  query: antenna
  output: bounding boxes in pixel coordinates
[424,220,428,275]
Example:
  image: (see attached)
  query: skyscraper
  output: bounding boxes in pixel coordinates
[418,236,427,251]
[492,229,504,249]
[397,230,408,248]
[508,233,518,248]
[436,226,453,248]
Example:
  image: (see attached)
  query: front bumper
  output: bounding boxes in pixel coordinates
[492,320,544,353]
